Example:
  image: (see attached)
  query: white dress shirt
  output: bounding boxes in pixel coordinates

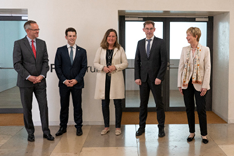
[26,36,45,80]
[145,35,154,53]
[27,36,36,50]
[67,44,76,60]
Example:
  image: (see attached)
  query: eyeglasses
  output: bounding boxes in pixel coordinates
[145,28,154,31]
[29,29,40,31]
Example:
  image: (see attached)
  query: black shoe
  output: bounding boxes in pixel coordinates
[158,128,165,137]
[43,133,54,141]
[28,134,35,142]
[202,138,209,144]
[76,128,83,136]
[136,128,145,136]
[55,127,67,136]
[187,134,195,142]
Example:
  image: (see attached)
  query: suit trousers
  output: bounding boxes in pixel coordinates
[19,84,50,135]
[59,87,82,129]
[183,79,207,136]
[139,75,165,129]
[102,74,122,128]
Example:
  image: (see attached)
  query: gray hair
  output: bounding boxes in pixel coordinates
[24,20,37,31]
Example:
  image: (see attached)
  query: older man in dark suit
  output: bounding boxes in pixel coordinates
[55,28,87,136]
[13,20,54,142]
[135,20,167,137]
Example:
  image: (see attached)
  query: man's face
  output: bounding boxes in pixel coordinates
[65,31,77,46]
[143,24,155,39]
[26,23,39,39]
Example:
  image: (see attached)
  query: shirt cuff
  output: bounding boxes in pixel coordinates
[26,75,31,80]
[40,75,45,78]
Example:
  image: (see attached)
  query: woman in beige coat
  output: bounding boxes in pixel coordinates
[178,27,211,144]
[94,29,128,136]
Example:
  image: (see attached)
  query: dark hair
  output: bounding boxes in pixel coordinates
[100,29,120,50]
[143,20,155,28]
[65,27,77,36]
[24,20,37,30]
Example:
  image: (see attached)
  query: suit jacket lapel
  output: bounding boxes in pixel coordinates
[35,38,41,62]
[23,37,35,60]
[102,48,107,66]
[63,46,72,66]
[149,36,157,58]
[72,46,80,66]
[141,40,148,58]
[112,48,118,57]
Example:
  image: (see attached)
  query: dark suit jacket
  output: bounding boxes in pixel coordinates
[13,36,49,87]
[55,45,87,89]
[135,36,167,82]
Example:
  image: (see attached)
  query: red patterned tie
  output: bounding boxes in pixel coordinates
[31,40,36,58]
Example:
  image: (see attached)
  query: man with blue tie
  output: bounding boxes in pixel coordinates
[134,21,167,137]
[55,27,87,136]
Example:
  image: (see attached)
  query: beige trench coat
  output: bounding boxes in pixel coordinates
[93,46,128,99]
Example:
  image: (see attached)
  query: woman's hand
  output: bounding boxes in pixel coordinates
[200,88,207,96]
[103,66,110,73]
[178,87,183,95]
[108,65,116,73]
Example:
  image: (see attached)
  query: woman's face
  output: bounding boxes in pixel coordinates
[186,32,197,44]
[107,32,117,46]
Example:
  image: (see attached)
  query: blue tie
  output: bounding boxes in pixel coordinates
[146,39,152,58]
[70,46,73,65]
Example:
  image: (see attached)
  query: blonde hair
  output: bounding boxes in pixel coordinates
[100,29,120,50]
[186,27,201,42]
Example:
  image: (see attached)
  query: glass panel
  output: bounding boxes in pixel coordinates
[125,21,163,108]
[0,21,26,109]
[125,68,156,108]
[170,22,207,59]
[169,22,207,107]
[125,21,163,59]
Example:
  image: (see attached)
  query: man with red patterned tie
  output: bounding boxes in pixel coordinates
[13,20,54,142]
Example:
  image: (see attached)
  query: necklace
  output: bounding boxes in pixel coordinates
[107,49,113,76]
[107,49,113,67]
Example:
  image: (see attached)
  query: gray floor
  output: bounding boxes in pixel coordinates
[0,124,234,156]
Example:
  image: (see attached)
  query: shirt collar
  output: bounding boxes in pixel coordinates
[26,36,36,43]
[67,44,76,49]
[145,35,154,41]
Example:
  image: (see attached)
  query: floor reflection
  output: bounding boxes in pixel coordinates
[0,124,233,156]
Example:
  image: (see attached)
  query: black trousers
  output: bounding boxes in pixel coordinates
[183,79,207,136]
[59,87,82,129]
[102,74,122,128]
[19,84,50,135]
[139,76,165,129]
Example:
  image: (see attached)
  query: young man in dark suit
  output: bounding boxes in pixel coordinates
[55,28,87,136]
[13,20,54,142]
[134,21,167,137]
